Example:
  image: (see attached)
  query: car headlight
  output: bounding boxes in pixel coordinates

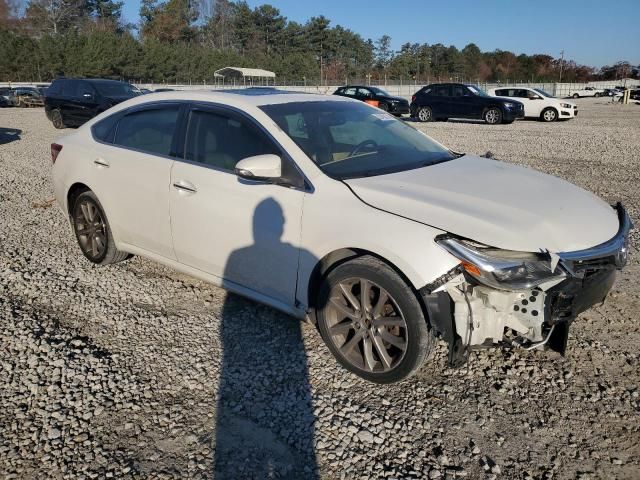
[560,103,572,108]
[437,237,566,290]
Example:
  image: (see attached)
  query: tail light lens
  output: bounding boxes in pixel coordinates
[51,143,62,164]
[411,95,416,103]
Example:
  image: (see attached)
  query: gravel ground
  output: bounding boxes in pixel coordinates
[1,99,639,480]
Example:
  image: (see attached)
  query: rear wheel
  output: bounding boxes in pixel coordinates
[316,255,433,383]
[51,109,66,129]
[594,92,600,98]
[416,106,433,122]
[572,93,579,99]
[541,107,558,122]
[72,191,129,265]
[484,107,502,125]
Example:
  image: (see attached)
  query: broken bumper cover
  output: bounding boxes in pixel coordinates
[422,203,632,365]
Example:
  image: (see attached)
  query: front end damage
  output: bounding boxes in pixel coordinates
[422,204,632,367]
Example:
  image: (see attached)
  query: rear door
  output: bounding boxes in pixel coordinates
[92,102,181,259]
[74,81,100,123]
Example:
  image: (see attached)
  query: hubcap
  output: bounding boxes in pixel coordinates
[419,108,430,121]
[75,200,107,259]
[486,109,499,124]
[325,278,408,373]
[544,110,555,121]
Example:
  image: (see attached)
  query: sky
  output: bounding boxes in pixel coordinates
[121,0,640,68]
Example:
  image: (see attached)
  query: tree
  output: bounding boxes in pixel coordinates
[24,0,88,34]
[374,34,392,70]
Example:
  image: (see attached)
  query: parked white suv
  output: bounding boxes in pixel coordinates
[51,89,631,383]
[488,87,577,121]
[567,86,604,98]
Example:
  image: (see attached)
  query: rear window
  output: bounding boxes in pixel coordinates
[46,80,63,95]
[113,106,179,156]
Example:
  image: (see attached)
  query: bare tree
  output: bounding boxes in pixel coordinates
[25,0,86,34]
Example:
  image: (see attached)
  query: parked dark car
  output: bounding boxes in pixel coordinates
[333,85,410,116]
[410,83,524,124]
[44,78,140,129]
[0,87,11,107]
[10,87,44,107]
[154,88,175,92]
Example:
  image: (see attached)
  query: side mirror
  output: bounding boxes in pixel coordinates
[235,154,282,181]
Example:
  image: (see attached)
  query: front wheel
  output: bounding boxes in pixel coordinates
[572,93,579,99]
[594,93,600,98]
[416,106,433,122]
[316,255,433,383]
[541,107,558,122]
[484,107,502,124]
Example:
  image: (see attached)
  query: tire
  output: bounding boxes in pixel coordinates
[541,107,558,122]
[484,107,502,125]
[572,93,579,99]
[416,106,433,122]
[594,93,600,98]
[72,191,129,265]
[316,255,433,384]
[51,109,66,129]
[378,102,389,112]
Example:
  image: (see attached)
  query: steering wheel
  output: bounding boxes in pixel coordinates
[348,139,378,157]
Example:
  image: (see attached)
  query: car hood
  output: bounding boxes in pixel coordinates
[345,155,619,253]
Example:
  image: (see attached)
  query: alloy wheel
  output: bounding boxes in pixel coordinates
[74,199,107,260]
[325,278,408,373]
[485,108,500,124]
[418,107,431,122]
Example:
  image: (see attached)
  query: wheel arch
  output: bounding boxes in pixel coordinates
[305,247,428,318]
[66,182,92,218]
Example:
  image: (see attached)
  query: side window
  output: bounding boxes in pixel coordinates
[185,110,278,171]
[76,81,95,98]
[452,86,466,97]
[343,87,357,96]
[357,87,372,98]
[62,80,77,97]
[113,107,179,156]
[495,89,506,96]
[434,85,450,97]
[92,113,121,143]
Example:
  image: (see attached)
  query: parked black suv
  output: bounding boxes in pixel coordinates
[44,78,140,129]
[410,83,524,124]
[333,85,410,116]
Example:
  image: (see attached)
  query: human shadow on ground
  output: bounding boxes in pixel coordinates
[0,127,21,145]
[213,198,319,480]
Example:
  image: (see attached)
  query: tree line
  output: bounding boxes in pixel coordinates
[1,0,638,84]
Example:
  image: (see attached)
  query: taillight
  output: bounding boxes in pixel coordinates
[51,143,62,164]
[411,95,416,103]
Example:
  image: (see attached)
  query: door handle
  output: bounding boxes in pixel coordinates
[94,158,109,168]
[173,180,197,194]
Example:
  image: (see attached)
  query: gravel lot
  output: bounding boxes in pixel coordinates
[1,99,639,480]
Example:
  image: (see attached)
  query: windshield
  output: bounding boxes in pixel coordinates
[533,88,554,98]
[93,81,138,97]
[260,101,456,180]
[370,87,391,97]
[466,85,489,97]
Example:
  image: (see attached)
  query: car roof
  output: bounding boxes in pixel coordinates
[120,88,354,107]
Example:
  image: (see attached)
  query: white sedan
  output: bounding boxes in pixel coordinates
[488,87,577,121]
[51,89,631,383]
[567,86,604,98]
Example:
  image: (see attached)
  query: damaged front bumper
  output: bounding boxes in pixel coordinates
[422,203,633,367]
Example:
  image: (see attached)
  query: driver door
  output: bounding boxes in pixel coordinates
[169,105,305,306]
